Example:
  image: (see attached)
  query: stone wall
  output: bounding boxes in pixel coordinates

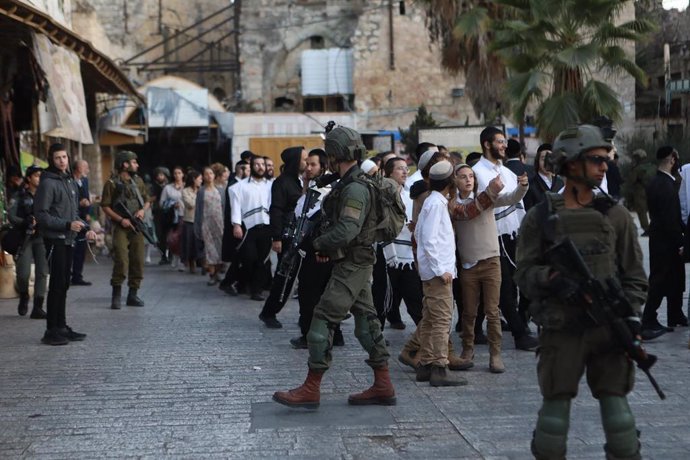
[238,0,478,131]
[72,0,236,99]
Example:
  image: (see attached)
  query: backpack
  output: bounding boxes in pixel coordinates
[354,173,406,244]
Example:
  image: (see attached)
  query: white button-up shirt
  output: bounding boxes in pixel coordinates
[230,176,271,230]
[473,156,525,237]
[414,190,457,281]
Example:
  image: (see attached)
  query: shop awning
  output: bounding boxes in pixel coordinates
[99,127,146,146]
[0,0,144,105]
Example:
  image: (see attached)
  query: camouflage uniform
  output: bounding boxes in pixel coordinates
[308,164,389,371]
[515,125,648,460]
[102,174,149,291]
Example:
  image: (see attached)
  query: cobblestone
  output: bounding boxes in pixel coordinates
[0,226,688,458]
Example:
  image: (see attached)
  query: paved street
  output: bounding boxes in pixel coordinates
[0,228,689,459]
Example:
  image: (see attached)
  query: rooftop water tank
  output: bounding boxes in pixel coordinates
[301,48,354,96]
[301,49,329,96]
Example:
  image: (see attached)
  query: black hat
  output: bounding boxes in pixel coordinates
[537,143,553,154]
[506,139,522,158]
[25,165,43,178]
[281,146,303,164]
[6,164,22,178]
[656,145,676,160]
[240,150,254,161]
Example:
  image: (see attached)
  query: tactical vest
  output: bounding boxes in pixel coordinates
[111,176,144,215]
[535,194,618,330]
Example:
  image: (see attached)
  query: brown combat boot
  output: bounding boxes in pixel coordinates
[488,321,505,373]
[273,369,324,409]
[348,366,396,406]
[398,348,420,369]
[449,342,474,371]
[429,366,468,387]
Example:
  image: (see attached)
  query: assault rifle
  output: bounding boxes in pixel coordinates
[275,188,322,303]
[545,238,665,400]
[114,201,156,246]
[15,217,35,260]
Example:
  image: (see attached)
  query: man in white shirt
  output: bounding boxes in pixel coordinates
[414,160,467,387]
[230,156,272,301]
[473,126,538,351]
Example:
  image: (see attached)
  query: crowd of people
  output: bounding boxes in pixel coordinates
[5,121,690,459]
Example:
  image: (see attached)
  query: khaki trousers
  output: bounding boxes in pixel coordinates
[417,277,454,367]
[460,257,502,354]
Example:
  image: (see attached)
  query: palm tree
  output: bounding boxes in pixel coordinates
[418,1,509,122]
[491,0,655,141]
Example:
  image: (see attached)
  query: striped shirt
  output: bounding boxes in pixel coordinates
[230,176,271,230]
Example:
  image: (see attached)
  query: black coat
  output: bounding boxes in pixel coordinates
[646,171,685,291]
[268,174,302,241]
[221,176,238,262]
[524,173,564,211]
[504,159,534,178]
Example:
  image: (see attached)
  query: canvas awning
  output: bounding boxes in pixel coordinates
[0,0,144,105]
[99,126,145,146]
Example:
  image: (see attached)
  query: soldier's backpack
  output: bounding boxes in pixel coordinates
[355,173,406,244]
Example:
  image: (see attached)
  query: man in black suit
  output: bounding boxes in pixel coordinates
[71,160,92,286]
[641,146,688,339]
[504,139,535,178]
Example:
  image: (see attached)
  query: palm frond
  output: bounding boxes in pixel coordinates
[580,80,623,122]
[536,92,581,141]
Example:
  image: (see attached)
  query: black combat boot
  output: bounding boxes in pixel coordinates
[30,296,47,319]
[17,293,30,316]
[111,286,122,310]
[126,289,145,307]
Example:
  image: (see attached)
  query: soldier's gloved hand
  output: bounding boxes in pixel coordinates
[625,316,642,338]
[547,271,583,304]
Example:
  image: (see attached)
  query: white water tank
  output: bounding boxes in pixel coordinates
[301,49,329,96]
[328,48,354,95]
[301,48,354,96]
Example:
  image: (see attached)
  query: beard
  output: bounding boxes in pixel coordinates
[251,169,265,179]
[490,145,504,162]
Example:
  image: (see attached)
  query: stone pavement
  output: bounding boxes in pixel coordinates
[0,233,689,459]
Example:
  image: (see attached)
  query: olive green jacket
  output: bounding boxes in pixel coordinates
[313,165,374,265]
[515,192,647,328]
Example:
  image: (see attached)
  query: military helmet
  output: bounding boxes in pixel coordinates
[549,124,612,174]
[114,150,138,170]
[632,148,647,160]
[325,126,366,162]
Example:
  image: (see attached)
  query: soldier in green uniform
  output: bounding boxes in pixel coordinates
[101,151,150,309]
[626,149,651,235]
[273,126,395,409]
[515,125,648,460]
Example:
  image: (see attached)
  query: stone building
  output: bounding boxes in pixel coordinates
[636,0,690,139]
[71,0,238,106]
[238,0,480,131]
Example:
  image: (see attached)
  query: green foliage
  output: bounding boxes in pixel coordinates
[398,105,439,157]
[491,0,656,140]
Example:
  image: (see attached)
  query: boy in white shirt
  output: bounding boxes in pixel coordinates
[414,160,466,387]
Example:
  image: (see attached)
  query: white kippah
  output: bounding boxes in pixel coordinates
[429,160,453,180]
[360,159,377,174]
[418,148,437,171]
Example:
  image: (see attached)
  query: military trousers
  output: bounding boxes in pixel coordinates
[15,237,48,298]
[309,260,389,371]
[417,277,453,367]
[111,225,145,289]
[537,327,634,399]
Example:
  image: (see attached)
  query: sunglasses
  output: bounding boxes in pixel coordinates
[584,155,609,165]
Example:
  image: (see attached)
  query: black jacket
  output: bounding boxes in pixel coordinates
[524,173,564,211]
[269,174,302,241]
[647,171,684,248]
[34,169,79,244]
[504,159,534,178]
